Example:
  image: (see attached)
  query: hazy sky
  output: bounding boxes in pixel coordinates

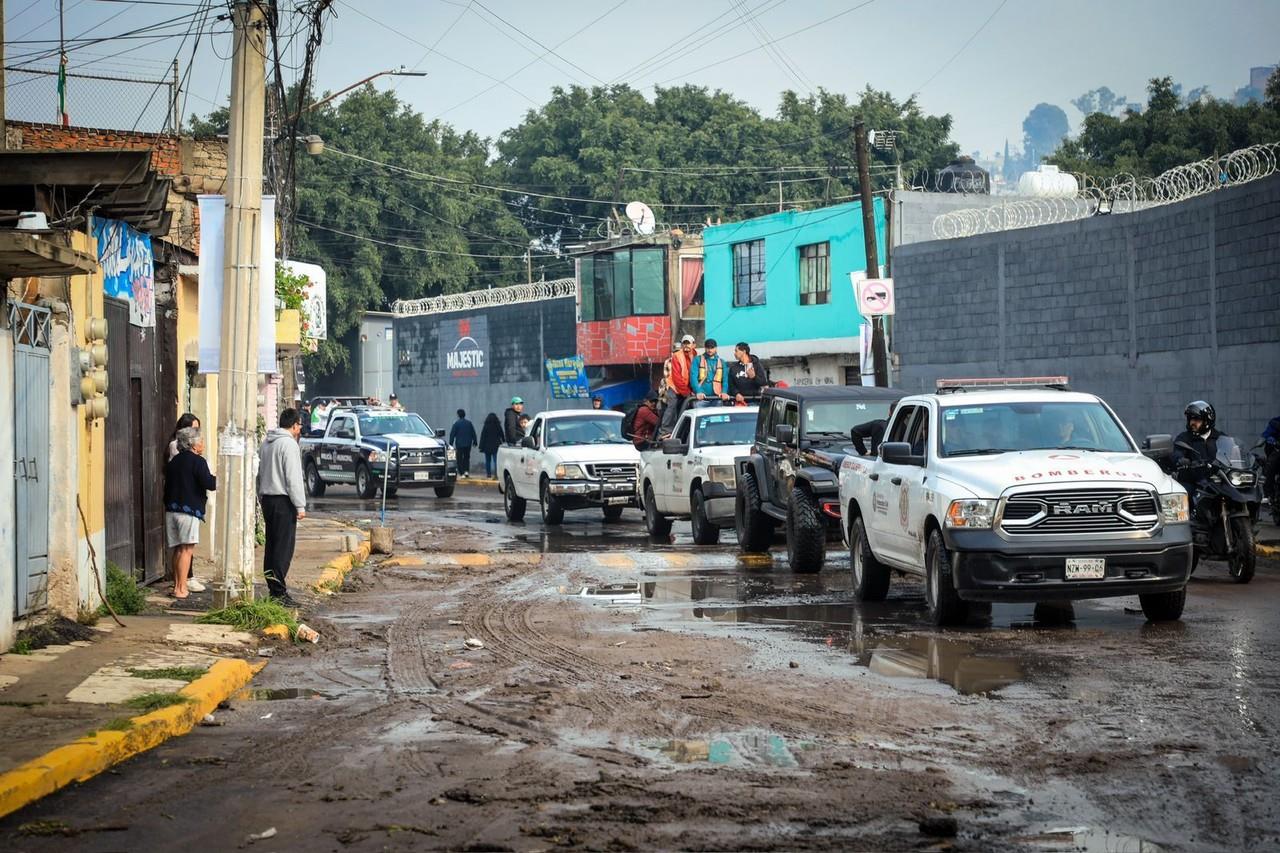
[6,0,1279,156]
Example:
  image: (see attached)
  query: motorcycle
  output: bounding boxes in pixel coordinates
[1169,435,1261,583]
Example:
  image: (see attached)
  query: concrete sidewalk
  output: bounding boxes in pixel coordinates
[0,518,365,818]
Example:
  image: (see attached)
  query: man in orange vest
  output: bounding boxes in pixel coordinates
[691,338,730,407]
[660,334,697,435]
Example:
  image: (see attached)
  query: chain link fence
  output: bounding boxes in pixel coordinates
[3,65,178,134]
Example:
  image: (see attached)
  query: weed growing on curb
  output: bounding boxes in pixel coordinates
[19,820,72,837]
[123,692,193,713]
[76,607,100,627]
[198,599,299,635]
[102,717,135,732]
[318,576,343,594]
[11,636,33,654]
[101,563,147,616]
[128,666,208,682]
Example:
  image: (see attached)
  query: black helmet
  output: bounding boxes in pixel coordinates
[1184,400,1215,433]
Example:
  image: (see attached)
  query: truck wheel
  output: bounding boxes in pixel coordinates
[644,483,672,540]
[735,470,774,553]
[785,487,826,574]
[602,504,625,522]
[434,485,455,499]
[1228,516,1255,583]
[540,477,565,526]
[849,516,889,601]
[386,485,398,498]
[355,463,378,499]
[305,462,326,498]
[690,488,720,546]
[503,474,526,521]
[1139,587,1186,621]
[924,529,969,627]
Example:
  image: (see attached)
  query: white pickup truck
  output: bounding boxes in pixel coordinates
[638,405,759,544]
[837,379,1193,626]
[498,409,642,525]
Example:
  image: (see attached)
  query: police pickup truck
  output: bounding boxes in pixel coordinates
[498,409,641,525]
[638,405,758,544]
[837,377,1193,626]
[301,406,457,499]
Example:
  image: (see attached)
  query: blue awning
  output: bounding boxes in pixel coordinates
[591,378,652,410]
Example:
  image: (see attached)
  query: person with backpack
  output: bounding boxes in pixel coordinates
[627,395,661,450]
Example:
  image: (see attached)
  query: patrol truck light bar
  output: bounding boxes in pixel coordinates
[936,376,1071,393]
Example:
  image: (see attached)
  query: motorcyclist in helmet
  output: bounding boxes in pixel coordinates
[1261,414,1280,515]
[1170,401,1225,497]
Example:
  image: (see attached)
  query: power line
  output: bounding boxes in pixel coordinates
[912,0,1007,96]
[295,218,556,259]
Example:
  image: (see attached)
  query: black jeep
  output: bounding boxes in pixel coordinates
[734,385,903,572]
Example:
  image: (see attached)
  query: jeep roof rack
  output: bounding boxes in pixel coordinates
[935,376,1071,394]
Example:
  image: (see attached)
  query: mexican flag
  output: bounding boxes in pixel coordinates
[57,57,69,126]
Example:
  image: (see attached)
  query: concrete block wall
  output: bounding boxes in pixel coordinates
[395,297,581,429]
[893,175,1280,441]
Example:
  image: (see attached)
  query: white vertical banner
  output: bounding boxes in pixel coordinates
[859,323,876,386]
[197,194,278,374]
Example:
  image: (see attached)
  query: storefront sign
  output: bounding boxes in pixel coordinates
[93,217,154,327]
[545,355,590,399]
[439,315,489,384]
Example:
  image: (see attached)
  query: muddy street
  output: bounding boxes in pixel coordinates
[5,487,1278,852]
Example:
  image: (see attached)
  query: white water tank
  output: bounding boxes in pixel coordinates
[1017,164,1079,197]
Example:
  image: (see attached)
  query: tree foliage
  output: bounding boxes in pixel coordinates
[1021,103,1070,162]
[1048,76,1280,180]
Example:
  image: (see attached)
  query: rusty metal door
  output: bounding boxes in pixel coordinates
[10,302,51,616]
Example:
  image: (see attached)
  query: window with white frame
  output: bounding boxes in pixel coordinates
[798,241,830,305]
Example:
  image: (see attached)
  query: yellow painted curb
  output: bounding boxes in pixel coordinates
[0,657,264,819]
[312,532,372,593]
[1258,542,1280,559]
[261,624,290,640]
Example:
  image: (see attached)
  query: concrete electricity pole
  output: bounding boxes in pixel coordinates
[854,121,889,387]
[1,0,6,150]
[214,0,268,606]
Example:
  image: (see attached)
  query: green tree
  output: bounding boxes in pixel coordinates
[1021,103,1070,164]
[1266,66,1280,111]
[1071,86,1129,118]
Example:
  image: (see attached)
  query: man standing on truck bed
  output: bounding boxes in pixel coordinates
[504,397,526,444]
[730,342,768,403]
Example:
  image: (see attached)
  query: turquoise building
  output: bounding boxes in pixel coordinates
[702,199,887,387]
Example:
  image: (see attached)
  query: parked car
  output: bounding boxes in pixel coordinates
[735,385,903,572]
[638,405,758,544]
[498,409,641,524]
[301,406,457,499]
[837,377,1193,625]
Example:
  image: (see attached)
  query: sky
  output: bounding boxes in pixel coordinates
[4,0,1279,157]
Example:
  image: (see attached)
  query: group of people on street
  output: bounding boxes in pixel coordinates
[648,337,771,439]
[162,407,308,604]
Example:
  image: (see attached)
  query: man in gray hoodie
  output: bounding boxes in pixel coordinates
[258,408,307,605]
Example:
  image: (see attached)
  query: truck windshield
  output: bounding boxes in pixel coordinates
[358,414,434,437]
[805,400,895,438]
[545,416,628,446]
[939,401,1133,457]
[694,412,756,447]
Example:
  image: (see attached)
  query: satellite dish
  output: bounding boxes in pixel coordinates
[625,201,657,235]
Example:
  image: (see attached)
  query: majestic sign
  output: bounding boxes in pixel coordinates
[92,217,154,328]
[439,315,489,384]
[545,355,590,399]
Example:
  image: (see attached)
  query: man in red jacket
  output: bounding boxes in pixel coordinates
[632,395,661,449]
[660,334,697,435]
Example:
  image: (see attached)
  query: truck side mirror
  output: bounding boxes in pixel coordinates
[661,438,687,455]
[775,424,795,446]
[882,441,923,466]
[520,436,537,450]
[1142,434,1173,459]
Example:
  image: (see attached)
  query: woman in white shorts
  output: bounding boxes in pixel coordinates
[162,427,216,598]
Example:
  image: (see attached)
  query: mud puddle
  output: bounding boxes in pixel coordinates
[645,730,809,769]
[237,687,334,701]
[1014,826,1165,851]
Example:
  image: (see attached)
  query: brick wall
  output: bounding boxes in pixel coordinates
[9,121,228,252]
[577,316,673,365]
[892,174,1280,440]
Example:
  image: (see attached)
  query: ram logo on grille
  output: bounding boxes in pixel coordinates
[1050,501,1113,515]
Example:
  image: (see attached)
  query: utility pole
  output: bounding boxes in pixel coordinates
[854,121,889,387]
[171,59,180,134]
[214,0,268,607]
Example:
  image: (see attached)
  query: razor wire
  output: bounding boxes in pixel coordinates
[392,277,577,317]
[931,142,1280,239]
[3,65,178,134]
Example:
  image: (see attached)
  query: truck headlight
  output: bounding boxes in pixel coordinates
[1226,471,1255,488]
[367,449,381,463]
[445,447,456,461]
[1159,492,1190,523]
[707,465,736,488]
[945,499,997,529]
[555,463,585,479]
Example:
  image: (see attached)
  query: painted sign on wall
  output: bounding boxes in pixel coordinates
[439,315,489,384]
[92,217,154,327]
[545,356,590,399]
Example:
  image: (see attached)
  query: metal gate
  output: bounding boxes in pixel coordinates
[9,301,51,616]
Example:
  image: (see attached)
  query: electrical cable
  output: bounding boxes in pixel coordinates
[911,0,1007,96]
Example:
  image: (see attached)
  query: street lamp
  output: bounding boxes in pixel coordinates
[289,68,428,120]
